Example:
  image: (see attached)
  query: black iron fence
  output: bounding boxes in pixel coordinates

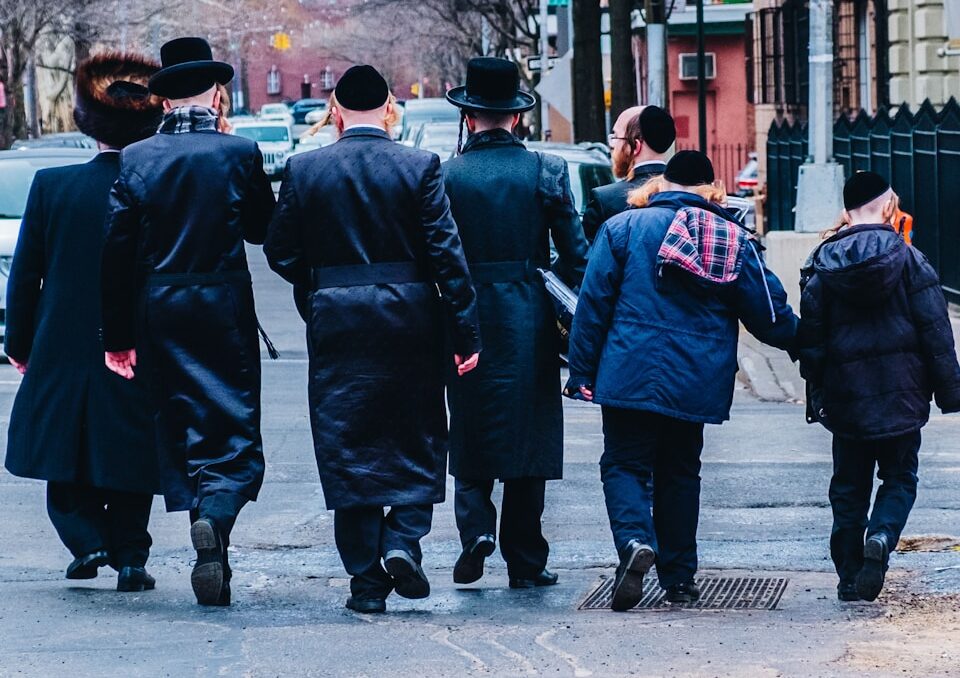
[766,98,960,298]
[677,142,753,193]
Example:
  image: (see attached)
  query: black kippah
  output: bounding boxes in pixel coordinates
[335,65,389,111]
[843,171,890,210]
[664,150,715,186]
[639,106,676,153]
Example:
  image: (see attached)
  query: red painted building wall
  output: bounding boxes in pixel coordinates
[665,33,754,189]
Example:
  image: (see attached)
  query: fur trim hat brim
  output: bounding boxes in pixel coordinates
[73,52,164,148]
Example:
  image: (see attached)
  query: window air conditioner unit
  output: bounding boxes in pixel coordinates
[678,53,716,81]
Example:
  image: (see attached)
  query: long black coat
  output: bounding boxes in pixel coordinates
[581,162,666,243]
[265,127,481,510]
[101,128,275,512]
[798,224,960,439]
[443,130,588,481]
[4,153,159,494]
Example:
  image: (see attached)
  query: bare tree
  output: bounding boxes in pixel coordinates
[572,0,605,142]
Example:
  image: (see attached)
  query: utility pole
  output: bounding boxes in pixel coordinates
[540,0,551,140]
[571,0,606,141]
[610,0,637,122]
[695,0,707,152]
[793,0,844,232]
[644,0,667,107]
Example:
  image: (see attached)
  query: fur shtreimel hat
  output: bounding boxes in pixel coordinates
[73,52,164,148]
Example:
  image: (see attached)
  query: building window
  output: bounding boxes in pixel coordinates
[748,0,887,115]
[320,67,335,91]
[267,66,281,96]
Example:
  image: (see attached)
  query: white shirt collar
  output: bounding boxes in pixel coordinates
[634,159,666,169]
[345,124,386,132]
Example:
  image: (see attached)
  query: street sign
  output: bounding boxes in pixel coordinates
[526,55,558,72]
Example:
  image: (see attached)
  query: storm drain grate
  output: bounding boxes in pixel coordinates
[578,576,789,611]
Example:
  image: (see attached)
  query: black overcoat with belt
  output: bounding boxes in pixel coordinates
[265,127,482,510]
[442,130,588,481]
[100,118,276,512]
[4,153,160,494]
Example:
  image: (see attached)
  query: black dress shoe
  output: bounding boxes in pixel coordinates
[610,540,655,611]
[509,569,559,589]
[346,596,387,614]
[117,566,156,592]
[453,534,496,585]
[384,550,430,599]
[190,518,226,606]
[664,580,701,604]
[856,533,889,602]
[837,582,860,602]
[65,550,110,580]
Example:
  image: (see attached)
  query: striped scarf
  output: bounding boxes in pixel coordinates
[157,105,218,134]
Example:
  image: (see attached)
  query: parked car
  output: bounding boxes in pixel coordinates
[10,132,97,150]
[735,152,759,196]
[290,127,337,156]
[230,120,295,178]
[400,98,460,141]
[304,107,329,125]
[525,142,615,216]
[290,98,327,125]
[414,121,459,160]
[259,103,294,125]
[0,148,97,351]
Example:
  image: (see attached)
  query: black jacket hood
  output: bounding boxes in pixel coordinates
[813,224,907,305]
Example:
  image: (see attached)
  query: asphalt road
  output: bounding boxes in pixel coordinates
[1,245,959,676]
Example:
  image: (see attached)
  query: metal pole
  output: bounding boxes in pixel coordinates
[540,0,551,140]
[696,0,707,152]
[808,0,834,163]
[645,0,666,108]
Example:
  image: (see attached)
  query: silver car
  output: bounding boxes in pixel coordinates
[0,148,97,352]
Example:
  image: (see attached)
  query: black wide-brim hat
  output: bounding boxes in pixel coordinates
[73,52,164,148]
[446,57,535,113]
[148,37,233,99]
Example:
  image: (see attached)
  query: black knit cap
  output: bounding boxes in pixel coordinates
[335,65,389,111]
[664,150,715,186]
[843,171,890,210]
[639,106,676,153]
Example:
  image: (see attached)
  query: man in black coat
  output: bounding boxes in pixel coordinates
[581,105,676,244]
[442,58,588,589]
[266,65,482,614]
[4,53,163,591]
[798,171,960,602]
[100,38,276,606]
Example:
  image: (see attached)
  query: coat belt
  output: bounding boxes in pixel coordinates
[146,270,251,287]
[468,260,539,284]
[311,262,428,289]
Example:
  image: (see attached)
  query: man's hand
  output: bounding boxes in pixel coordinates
[579,385,594,401]
[105,349,137,380]
[454,352,480,377]
[8,357,27,375]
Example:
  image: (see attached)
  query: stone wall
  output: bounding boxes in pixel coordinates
[888,0,960,107]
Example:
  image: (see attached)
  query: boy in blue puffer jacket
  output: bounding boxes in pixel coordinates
[798,171,960,602]
[565,151,797,611]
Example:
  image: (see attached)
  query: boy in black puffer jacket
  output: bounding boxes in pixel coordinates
[798,171,960,603]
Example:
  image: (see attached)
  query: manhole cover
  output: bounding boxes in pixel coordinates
[578,575,788,611]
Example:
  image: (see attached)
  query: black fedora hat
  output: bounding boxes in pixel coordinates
[446,57,535,113]
[148,37,233,99]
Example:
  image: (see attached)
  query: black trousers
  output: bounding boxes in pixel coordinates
[830,432,920,584]
[334,504,433,599]
[599,407,704,589]
[46,482,153,569]
[454,477,549,579]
